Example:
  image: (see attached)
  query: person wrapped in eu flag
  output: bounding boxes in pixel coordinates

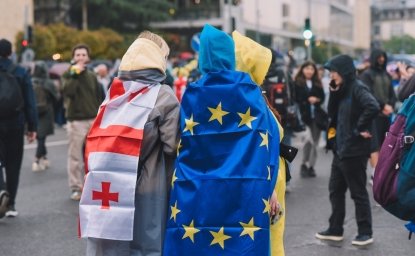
[164,24,280,255]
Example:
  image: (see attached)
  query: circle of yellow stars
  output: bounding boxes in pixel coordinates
[171,101,275,250]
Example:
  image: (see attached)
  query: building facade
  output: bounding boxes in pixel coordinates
[0,0,34,48]
[151,0,370,56]
[372,0,415,43]
[34,0,70,25]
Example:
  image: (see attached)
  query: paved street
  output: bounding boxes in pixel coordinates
[0,128,414,256]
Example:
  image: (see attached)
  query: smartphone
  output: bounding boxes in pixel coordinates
[271,206,284,225]
[329,80,338,90]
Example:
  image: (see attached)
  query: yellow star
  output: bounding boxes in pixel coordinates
[183,114,199,135]
[171,169,178,189]
[177,140,182,156]
[170,201,181,222]
[208,102,229,125]
[237,107,257,129]
[210,227,232,249]
[182,220,200,243]
[262,198,270,214]
[259,131,269,150]
[267,166,271,180]
[239,217,261,240]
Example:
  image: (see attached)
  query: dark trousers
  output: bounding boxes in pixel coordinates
[36,136,47,159]
[328,154,373,236]
[0,125,24,207]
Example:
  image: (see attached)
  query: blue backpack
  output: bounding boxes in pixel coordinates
[373,94,415,222]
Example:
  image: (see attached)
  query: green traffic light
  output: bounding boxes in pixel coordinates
[303,30,313,40]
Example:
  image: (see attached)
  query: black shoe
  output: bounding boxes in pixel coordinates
[0,190,10,219]
[300,164,308,177]
[308,167,316,177]
[352,234,373,246]
[315,229,343,241]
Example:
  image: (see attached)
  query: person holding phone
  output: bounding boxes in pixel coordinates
[62,44,101,201]
[316,54,379,246]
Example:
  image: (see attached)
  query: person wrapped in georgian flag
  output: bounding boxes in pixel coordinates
[79,31,180,255]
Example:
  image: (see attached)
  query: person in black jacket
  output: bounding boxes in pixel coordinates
[315,55,379,246]
[359,49,396,183]
[293,61,325,177]
[0,39,37,218]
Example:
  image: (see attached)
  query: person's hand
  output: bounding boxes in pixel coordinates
[74,63,86,73]
[382,104,394,116]
[26,132,37,143]
[308,96,320,104]
[359,131,372,139]
[397,62,410,80]
[270,191,279,217]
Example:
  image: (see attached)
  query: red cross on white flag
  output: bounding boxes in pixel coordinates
[79,79,160,241]
[92,182,119,210]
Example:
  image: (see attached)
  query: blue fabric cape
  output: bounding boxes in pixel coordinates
[164,69,280,255]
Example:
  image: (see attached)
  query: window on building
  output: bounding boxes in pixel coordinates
[374,24,380,35]
[282,3,289,17]
[391,23,403,37]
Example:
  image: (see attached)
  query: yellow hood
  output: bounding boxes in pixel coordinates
[232,31,272,85]
[119,38,166,75]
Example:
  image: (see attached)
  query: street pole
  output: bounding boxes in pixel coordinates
[24,5,28,41]
[255,1,260,42]
[307,0,312,60]
[82,0,88,31]
[401,0,406,54]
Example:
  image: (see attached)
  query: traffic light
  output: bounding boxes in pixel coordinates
[303,18,312,40]
[21,39,28,48]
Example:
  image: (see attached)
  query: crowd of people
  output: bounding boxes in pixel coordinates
[0,22,414,255]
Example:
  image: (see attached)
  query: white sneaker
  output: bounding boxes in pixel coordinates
[40,158,50,169]
[32,161,45,172]
[70,191,82,201]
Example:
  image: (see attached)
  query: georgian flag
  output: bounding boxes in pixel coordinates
[79,78,160,241]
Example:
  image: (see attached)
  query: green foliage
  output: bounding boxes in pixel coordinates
[48,23,79,60]
[383,35,415,54]
[312,42,341,64]
[14,23,126,61]
[69,0,173,32]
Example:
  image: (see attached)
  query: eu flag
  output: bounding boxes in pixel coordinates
[164,69,280,255]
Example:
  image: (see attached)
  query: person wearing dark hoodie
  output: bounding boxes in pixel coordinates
[359,49,397,183]
[316,55,379,246]
[31,61,58,172]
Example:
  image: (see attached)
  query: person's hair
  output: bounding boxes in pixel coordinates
[71,44,91,58]
[138,31,170,57]
[294,61,322,88]
[262,93,282,123]
[0,39,12,58]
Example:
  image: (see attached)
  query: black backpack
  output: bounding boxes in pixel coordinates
[0,64,24,118]
[264,67,305,132]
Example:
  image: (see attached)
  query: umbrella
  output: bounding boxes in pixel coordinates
[49,62,70,79]
[179,52,194,60]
